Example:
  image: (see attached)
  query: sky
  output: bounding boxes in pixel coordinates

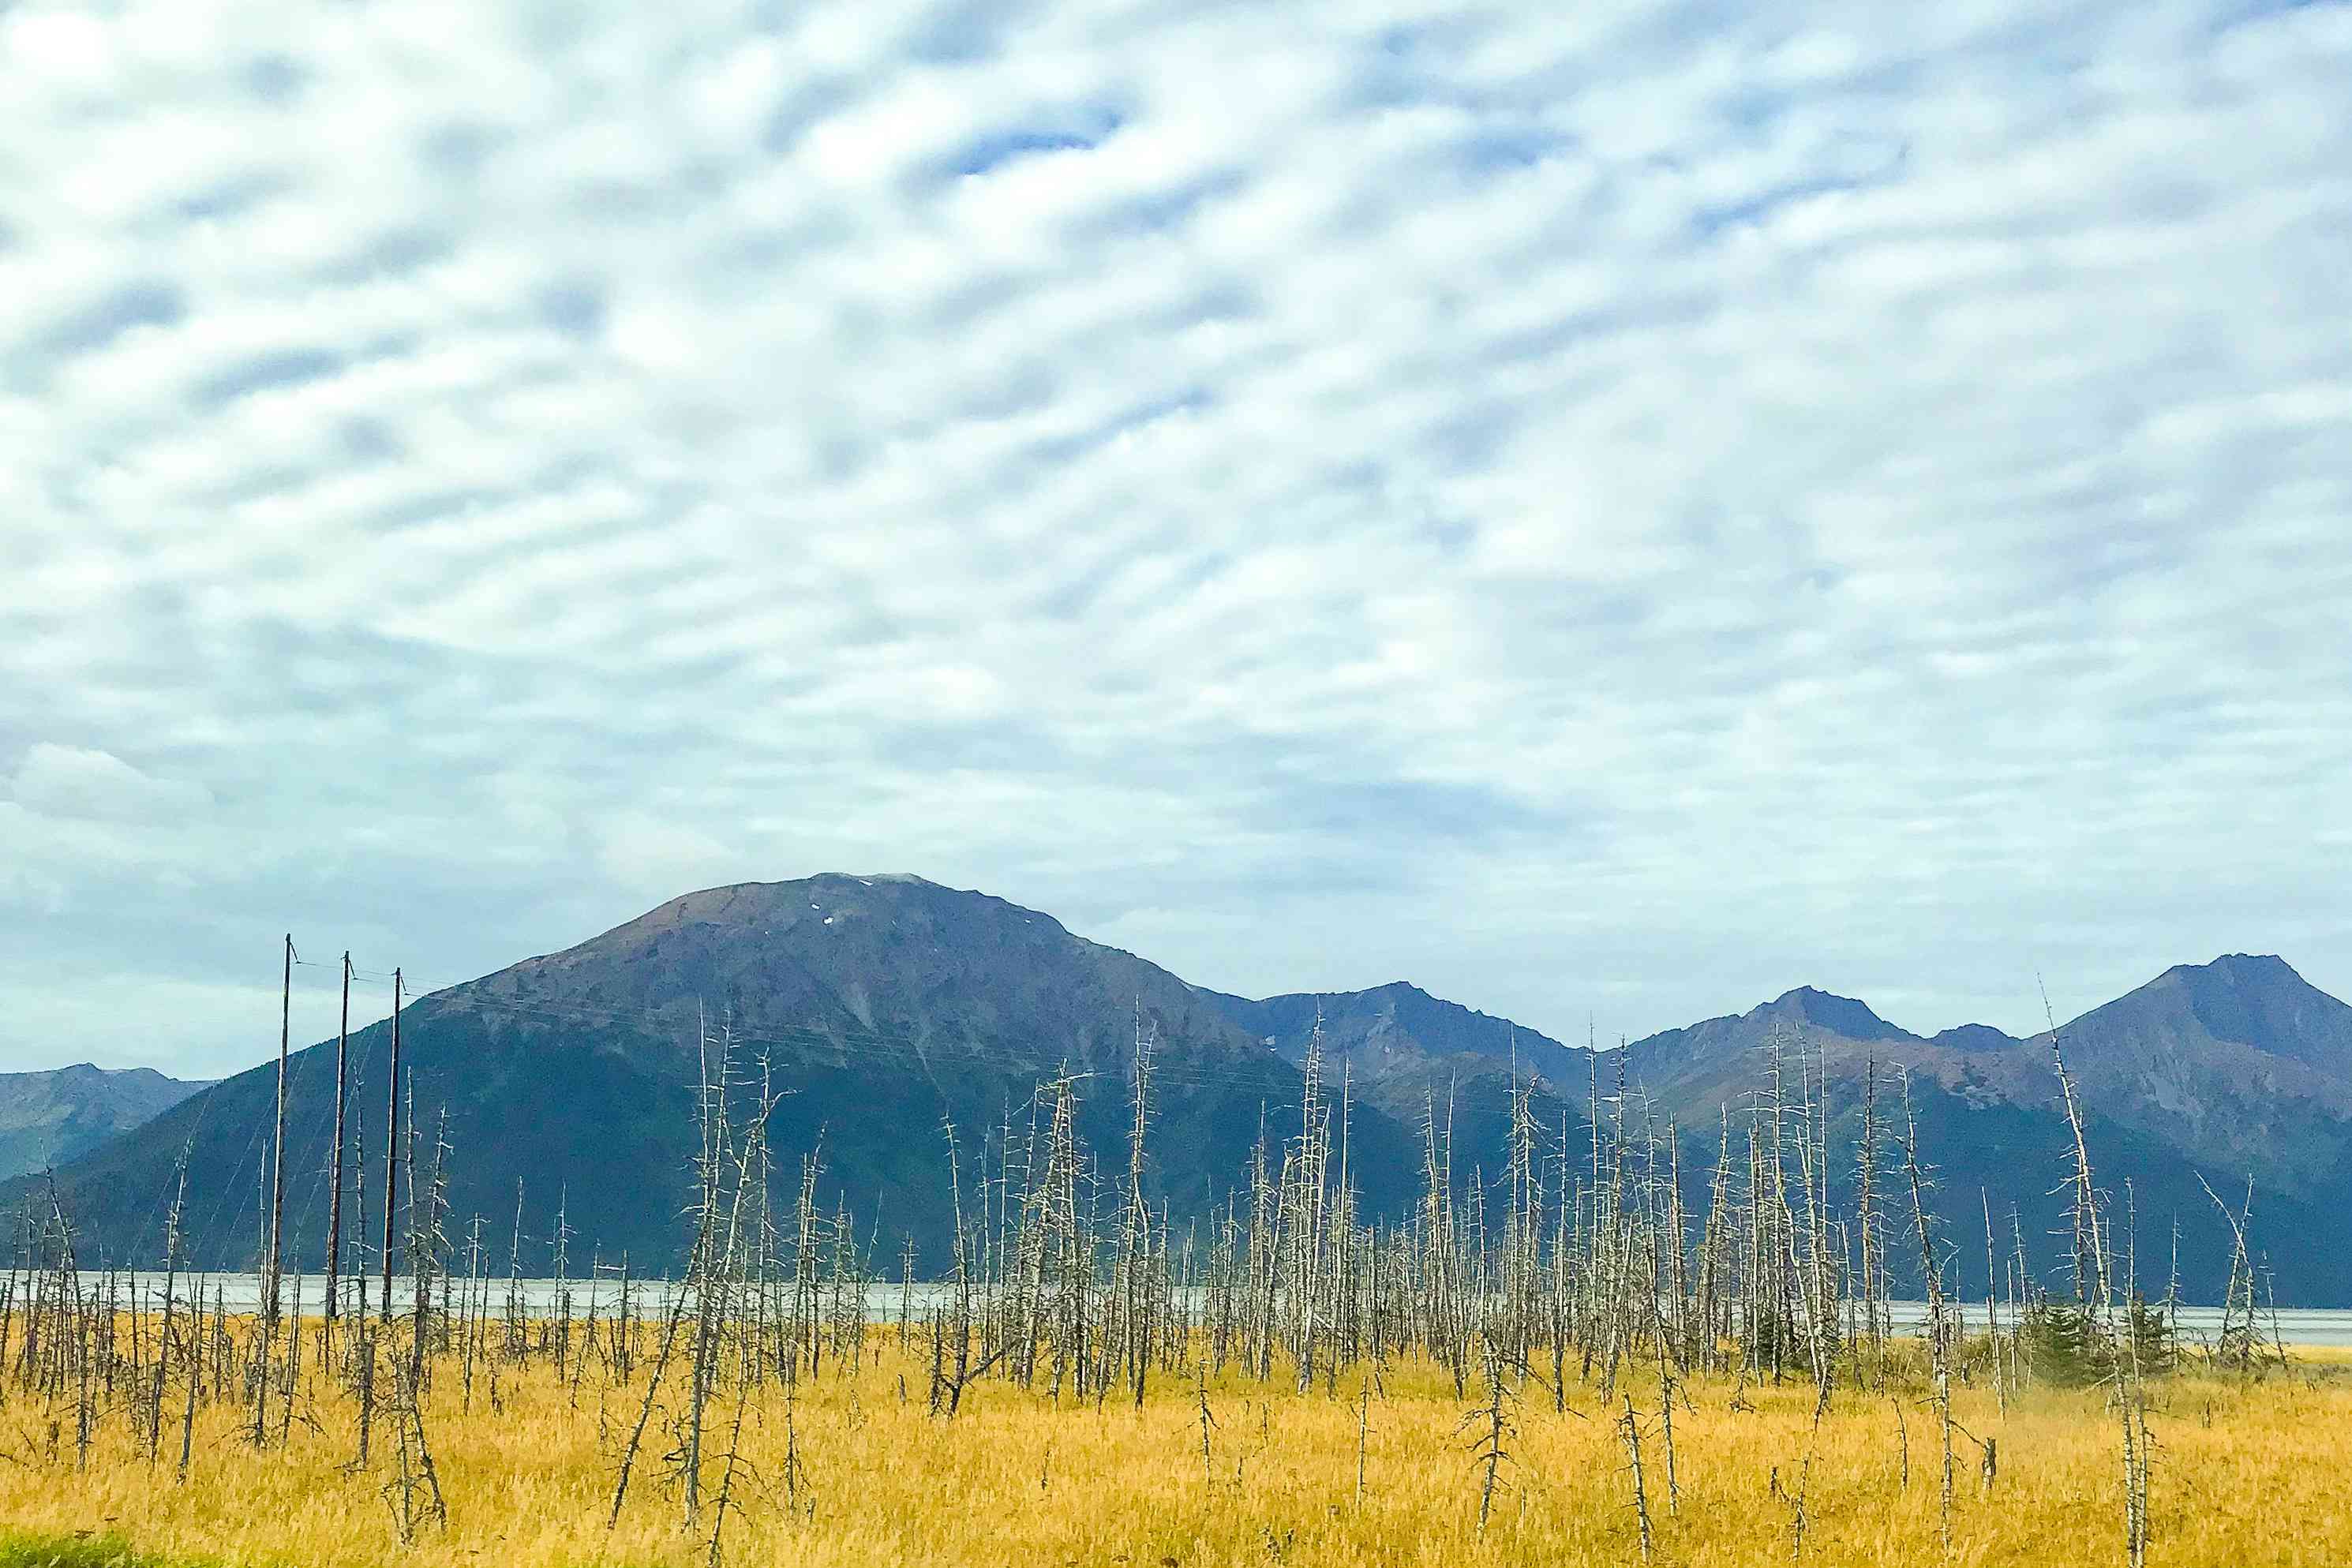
[3,0,2349,1080]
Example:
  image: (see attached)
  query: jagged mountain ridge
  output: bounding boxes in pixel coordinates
[0,1063,209,1182]
[1620,956,2352,1195]
[1606,956,2352,1305]
[1212,960,2352,1304]
[14,877,2352,1300]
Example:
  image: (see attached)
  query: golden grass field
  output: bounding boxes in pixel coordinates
[5,1335,2350,1568]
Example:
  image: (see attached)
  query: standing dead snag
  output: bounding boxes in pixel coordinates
[258,932,294,1451]
[383,1354,447,1544]
[325,953,353,1358]
[681,1012,746,1529]
[1355,1376,1372,1509]
[1620,1392,1654,1563]
[2199,1172,2261,1374]
[1194,1360,1218,1489]
[1983,1188,2007,1413]
[609,1016,733,1532]
[2044,979,2152,1568]
[926,1117,1006,1418]
[1120,1013,1158,1409]
[380,968,405,1338]
[1458,1335,1515,1533]
[1652,1310,1681,1516]
[149,1152,189,1468]
[704,1349,758,1568]
[606,1263,695,1530]
[1897,1068,1956,1556]
[1856,1060,1885,1383]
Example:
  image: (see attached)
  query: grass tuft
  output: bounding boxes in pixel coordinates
[0,1534,198,1568]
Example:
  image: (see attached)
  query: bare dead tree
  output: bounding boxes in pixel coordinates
[1620,1391,1654,1563]
[1898,1068,1956,1557]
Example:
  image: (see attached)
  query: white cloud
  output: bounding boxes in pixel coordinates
[0,0,2347,1076]
[7,743,212,821]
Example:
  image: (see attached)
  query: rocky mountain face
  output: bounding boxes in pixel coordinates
[2038,954,2352,1191]
[0,1063,208,1182]
[17,878,2352,1301]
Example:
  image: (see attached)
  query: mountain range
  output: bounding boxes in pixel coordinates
[0,1063,209,1183]
[13,874,2351,1304]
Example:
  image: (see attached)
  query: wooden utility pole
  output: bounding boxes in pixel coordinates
[265,934,292,1330]
[324,952,351,1353]
[381,967,403,1332]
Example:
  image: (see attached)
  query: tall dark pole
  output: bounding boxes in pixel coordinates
[324,952,350,1351]
[265,934,291,1330]
[380,967,402,1332]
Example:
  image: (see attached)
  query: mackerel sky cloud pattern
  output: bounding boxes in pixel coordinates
[2,0,2349,1075]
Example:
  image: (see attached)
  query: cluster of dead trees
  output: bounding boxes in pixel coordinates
[0,992,2286,1566]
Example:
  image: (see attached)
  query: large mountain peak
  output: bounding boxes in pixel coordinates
[450,873,1250,1085]
[1766,986,1909,1042]
[2085,951,2352,1078]
[2166,951,2316,1011]
[2029,952,2352,1192]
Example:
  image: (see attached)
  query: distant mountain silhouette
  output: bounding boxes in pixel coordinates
[17,877,2352,1303]
[1202,980,1584,1086]
[0,1063,208,1182]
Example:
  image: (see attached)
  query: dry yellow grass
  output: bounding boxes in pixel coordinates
[6,1336,2350,1568]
